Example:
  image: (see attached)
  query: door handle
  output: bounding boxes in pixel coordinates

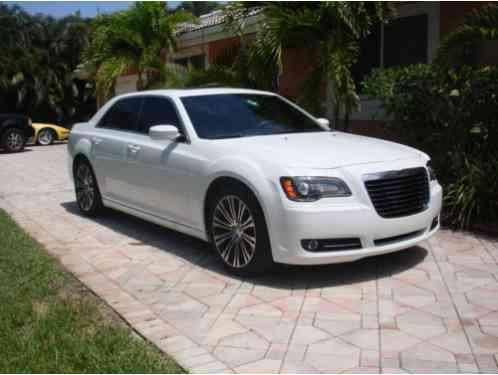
[127,144,140,153]
[91,137,103,145]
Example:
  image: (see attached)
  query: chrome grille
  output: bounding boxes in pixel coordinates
[364,167,430,218]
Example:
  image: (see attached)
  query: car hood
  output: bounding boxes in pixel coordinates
[215,131,425,169]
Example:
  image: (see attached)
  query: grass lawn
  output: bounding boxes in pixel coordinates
[0,209,185,373]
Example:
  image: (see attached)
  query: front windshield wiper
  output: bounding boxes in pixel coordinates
[206,133,245,140]
[205,128,325,140]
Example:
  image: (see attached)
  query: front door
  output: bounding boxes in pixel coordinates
[122,96,200,228]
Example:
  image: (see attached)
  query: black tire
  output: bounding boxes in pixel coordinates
[37,128,56,146]
[207,184,274,276]
[1,128,25,152]
[73,159,104,217]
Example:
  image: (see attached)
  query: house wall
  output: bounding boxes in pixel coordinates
[208,36,241,64]
[278,48,322,102]
[115,74,138,95]
[440,2,490,36]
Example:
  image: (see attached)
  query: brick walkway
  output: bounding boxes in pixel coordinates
[1,144,498,373]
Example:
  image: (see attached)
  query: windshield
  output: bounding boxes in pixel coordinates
[180,94,325,139]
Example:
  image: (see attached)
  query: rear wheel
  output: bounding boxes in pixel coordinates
[1,128,25,152]
[208,185,273,276]
[74,159,104,216]
[37,128,56,145]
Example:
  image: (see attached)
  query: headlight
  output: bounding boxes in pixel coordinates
[280,176,351,201]
[426,160,436,181]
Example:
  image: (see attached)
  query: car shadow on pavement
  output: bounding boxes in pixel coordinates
[62,201,428,290]
[0,148,33,155]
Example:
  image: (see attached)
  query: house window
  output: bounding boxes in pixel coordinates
[352,24,381,86]
[383,14,428,67]
[353,14,429,85]
[174,54,206,70]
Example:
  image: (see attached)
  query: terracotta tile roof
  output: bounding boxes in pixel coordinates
[177,10,226,34]
[177,8,260,35]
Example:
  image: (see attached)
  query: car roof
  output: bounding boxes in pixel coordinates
[114,88,277,100]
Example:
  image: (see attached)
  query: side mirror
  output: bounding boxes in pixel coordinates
[316,118,331,130]
[149,125,181,141]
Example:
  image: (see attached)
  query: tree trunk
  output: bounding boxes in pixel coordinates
[334,101,340,130]
[325,78,337,129]
[343,108,350,132]
[136,70,145,91]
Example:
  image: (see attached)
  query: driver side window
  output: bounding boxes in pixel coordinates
[137,97,180,134]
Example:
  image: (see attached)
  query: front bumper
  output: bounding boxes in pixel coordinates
[270,179,442,266]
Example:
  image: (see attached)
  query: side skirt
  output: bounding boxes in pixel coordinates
[102,197,209,242]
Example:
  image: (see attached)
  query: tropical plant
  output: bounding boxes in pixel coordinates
[436,4,498,66]
[175,1,220,17]
[83,2,196,102]
[362,63,498,228]
[224,2,394,126]
[445,156,498,229]
[0,4,94,125]
[183,42,279,90]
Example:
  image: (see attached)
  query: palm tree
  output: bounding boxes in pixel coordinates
[0,4,93,124]
[83,2,195,102]
[225,2,393,129]
[176,1,220,17]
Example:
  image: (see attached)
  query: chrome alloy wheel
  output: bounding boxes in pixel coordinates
[212,195,257,268]
[75,163,95,212]
[38,129,54,145]
[6,131,23,151]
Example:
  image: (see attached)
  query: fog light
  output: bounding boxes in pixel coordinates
[302,239,319,251]
[308,240,319,251]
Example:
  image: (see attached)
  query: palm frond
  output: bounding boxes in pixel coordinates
[95,56,134,101]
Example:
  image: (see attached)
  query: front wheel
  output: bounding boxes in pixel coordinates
[1,128,25,152]
[208,185,273,276]
[74,160,104,216]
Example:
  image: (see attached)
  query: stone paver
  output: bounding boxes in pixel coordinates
[1,144,498,373]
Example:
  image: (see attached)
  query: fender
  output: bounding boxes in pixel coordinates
[198,155,284,247]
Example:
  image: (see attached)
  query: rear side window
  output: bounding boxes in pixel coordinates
[137,97,180,134]
[98,97,142,131]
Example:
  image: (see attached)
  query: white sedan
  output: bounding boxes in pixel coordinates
[68,88,442,275]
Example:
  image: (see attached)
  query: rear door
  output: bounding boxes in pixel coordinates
[90,96,143,204]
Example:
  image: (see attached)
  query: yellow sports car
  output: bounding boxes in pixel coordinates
[32,123,70,145]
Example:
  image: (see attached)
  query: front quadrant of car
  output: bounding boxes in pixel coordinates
[32,123,70,145]
[66,88,442,275]
[270,161,442,265]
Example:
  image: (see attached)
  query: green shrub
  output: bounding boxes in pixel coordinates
[445,157,498,229]
[362,64,498,229]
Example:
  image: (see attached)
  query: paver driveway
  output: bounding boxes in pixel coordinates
[1,144,498,373]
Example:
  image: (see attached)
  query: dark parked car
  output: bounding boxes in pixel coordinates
[0,114,34,152]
